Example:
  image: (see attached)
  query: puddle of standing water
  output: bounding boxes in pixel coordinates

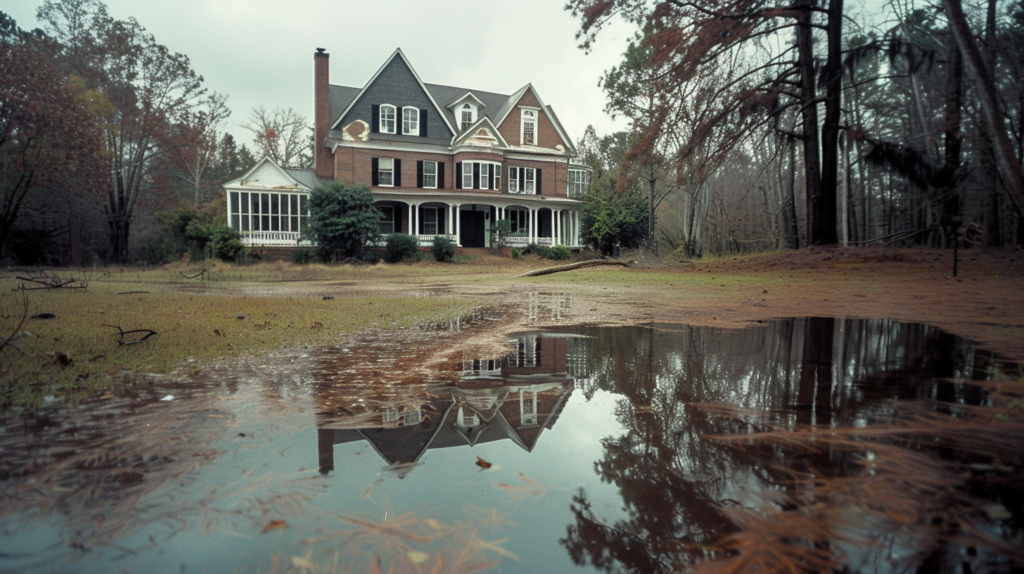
[1,318,1022,573]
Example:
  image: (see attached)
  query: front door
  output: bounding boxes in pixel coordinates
[460,211,485,248]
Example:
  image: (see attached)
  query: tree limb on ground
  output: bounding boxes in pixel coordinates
[103,324,159,346]
[513,259,630,278]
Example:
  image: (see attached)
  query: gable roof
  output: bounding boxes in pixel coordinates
[493,84,575,153]
[451,116,510,149]
[329,48,455,136]
[445,91,487,110]
[222,157,317,191]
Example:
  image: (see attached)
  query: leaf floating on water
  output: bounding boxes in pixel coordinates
[517,473,541,485]
[475,457,492,470]
[474,538,520,561]
[407,550,430,564]
[261,519,287,534]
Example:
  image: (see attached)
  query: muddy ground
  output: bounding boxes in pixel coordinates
[190,246,1024,364]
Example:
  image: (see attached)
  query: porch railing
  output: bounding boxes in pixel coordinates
[241,231,309,246]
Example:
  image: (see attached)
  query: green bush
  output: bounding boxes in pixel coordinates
[211,225,243,262]
[512,248,523,260]
[385,233,419,263]
[548,245,571,260]
[431,235,456,262]
[292,248,316,264]
[302,181,381,261]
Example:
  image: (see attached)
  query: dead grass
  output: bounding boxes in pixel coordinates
[0,270,473,411]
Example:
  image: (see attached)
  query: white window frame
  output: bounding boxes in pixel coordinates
[423,160,437,189]
[568,169,589,197]
[523,167,536,194]
[462,162,473,189]
[402,106,419,135]
[521,108,537,146]
[508,167,519,193]
[423,207,438,235]
[379,206,394,234]
[461,103,474,131]
[378,157,394,187]
[380,104,396,134]
[479,163,489,187]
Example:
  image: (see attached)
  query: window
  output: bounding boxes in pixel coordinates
[402,107,419,135]
[379,206,394,235]
[380,104,396,134]
[423,207,437,235]
[379,157,394,186]
[521,109,537,145]
[508,167,518,193]
[523,167,536,194]
[423,161,437,189]
[568,169,590,197]
[521,391,538,426]
[458,161,501,190]
[461,103,473,131]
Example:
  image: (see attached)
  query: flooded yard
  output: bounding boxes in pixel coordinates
[1,316,1022,573]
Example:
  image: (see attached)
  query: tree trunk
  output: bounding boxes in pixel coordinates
[818,0,843,245]
[980,0,1001,246]
[940,42,965,247]
[795,0,822,246]
[942,0,1024,223]
[785,135,801,248]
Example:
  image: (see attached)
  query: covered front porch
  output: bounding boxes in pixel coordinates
[373,193,582,249]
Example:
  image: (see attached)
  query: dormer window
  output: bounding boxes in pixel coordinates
[461,103,474,131]
[521,109,537,146]
[402,106,419,135]
[380,104,396,134]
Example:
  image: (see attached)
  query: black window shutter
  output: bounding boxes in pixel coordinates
[455,162,462,189]
[438,162,445,189]
[371,157,379,186]
[417,161,424,188]
[394,159,402,187]
[536,168,543,195]
[488,167,495,190]
[371,105,380,133]
[420,109,428,137]
[473,163,480,189]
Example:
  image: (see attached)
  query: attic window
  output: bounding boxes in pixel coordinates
[461,103,475,131]
[380,104,396,134]
[521,109,536,146]
[402,107,419,135]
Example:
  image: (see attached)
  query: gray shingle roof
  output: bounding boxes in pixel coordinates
[328,85,361,128]
[284,168,330,190]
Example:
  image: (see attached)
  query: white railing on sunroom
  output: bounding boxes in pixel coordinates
[241,231,310,246]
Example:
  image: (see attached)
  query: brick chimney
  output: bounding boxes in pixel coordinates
[314,48,332,178]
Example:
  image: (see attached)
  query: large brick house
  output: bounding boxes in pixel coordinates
[224,48,591,251]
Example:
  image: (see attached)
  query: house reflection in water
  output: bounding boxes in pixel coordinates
[317,334,589,475]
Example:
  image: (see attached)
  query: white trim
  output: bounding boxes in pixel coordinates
[222,157,312,191]
[379,104,396,134]
[330,48,456,135]
[494,84,575,152]
[378,157,395,187]
[449,116,510,148]
[422,160,438,189]
[446,92,486,110]
[402,106,419,135]
[520,107,538,146]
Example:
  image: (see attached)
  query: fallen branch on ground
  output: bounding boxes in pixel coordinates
[103,324,159,346]
[117,291,150,295]
[512,259,630,278]
[180,268,207,280]
[16,273,87,290]
[0,289,30,355]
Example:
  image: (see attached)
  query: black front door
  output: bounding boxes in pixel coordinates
[460,211,485,248]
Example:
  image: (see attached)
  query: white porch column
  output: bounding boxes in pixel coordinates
[574,210,580,247]
[455,204,462,245]
[551,209,557,246]
[529,209,536,243]
[407,204,413,235]
[446,204,452,235]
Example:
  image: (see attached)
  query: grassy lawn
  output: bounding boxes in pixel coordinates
[0,264,474,411]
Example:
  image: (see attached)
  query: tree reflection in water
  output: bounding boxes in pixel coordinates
[560,318,1023,573]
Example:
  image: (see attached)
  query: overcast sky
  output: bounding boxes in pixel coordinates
[5,0,633,148]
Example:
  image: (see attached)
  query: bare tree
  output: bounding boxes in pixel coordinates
[244,107,310,169]
[170,93,230,207]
